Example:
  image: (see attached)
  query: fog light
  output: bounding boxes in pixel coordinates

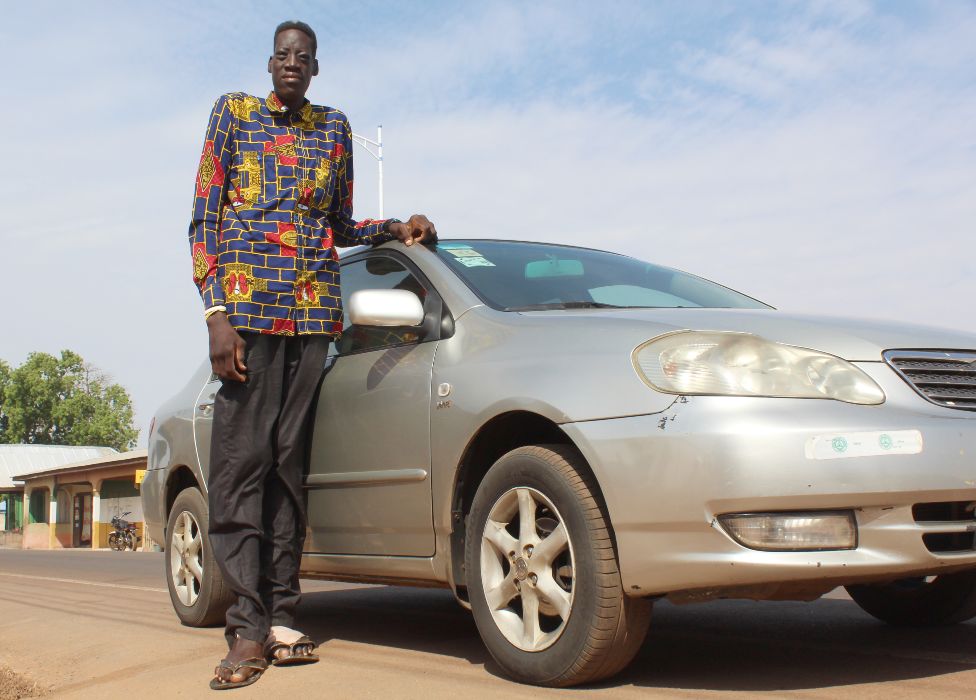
[719,511,857,551]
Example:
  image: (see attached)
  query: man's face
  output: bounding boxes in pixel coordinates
[268,29,318,104]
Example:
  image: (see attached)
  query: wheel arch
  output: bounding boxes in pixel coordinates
[448,411,615,598]
[165,465,203,531]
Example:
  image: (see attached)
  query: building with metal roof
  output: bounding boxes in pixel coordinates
[1,445,118,546]
[0,445,150,551]
[1,444,118,489]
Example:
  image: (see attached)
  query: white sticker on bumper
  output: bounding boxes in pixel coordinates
[805,430,923,460]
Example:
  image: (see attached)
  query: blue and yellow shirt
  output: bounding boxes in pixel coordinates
[189,91,392,335]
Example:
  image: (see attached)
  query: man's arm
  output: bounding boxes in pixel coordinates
[189,95,233,308]
[328,116,437,247]
[188,95,246,382]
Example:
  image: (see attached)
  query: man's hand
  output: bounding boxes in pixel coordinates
[389,214,437,247]
[207,313,247,382]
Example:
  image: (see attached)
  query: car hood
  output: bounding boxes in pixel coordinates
[521,308,976,361]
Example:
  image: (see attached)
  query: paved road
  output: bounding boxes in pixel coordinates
[1,549,974,698]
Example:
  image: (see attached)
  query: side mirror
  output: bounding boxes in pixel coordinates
[348,289,425,327]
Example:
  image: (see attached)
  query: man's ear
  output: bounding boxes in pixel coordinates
[267,56,273,74]
[312,58,319,77]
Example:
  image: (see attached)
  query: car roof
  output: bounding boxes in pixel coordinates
[339,239,631,260]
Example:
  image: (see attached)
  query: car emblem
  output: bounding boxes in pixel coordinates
[514,557,530,581]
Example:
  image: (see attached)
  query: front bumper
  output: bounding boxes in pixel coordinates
[562,378,976,599]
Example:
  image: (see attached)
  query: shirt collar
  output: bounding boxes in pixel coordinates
[267,92,313,122]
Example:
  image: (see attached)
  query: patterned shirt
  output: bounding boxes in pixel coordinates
[189,91,392,335]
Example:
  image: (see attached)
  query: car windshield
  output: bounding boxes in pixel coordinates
[433,240,769,311]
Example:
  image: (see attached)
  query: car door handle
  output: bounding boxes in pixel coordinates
[197,401,214,416]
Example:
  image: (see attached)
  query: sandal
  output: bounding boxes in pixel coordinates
[264,634,319,666]
[209,657,268,690]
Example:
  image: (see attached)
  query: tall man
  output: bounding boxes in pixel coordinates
[189,20,436,690]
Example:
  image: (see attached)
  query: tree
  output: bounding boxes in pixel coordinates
[0,359,10,442]
[0,350,137,451]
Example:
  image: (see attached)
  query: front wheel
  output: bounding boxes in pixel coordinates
[108,532,121,551]
[465,445,652,687]
[165,487,233,627]
[846,570,976,626]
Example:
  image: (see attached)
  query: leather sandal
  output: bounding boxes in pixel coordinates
[210,657,268,690]
[264,634,319,666]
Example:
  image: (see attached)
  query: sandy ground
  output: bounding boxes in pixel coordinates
[1,549,975,699]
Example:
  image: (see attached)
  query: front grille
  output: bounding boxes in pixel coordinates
[912,501,976,554]
[883,350,976,411]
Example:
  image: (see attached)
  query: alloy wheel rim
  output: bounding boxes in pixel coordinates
[170,510,204,606]
[480,486,575,652]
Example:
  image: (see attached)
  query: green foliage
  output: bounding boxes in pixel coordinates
[0,351,137,451]
[0,359,10,442]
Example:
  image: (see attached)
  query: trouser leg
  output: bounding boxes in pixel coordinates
[261,335,331,629]
[208,333,285,647]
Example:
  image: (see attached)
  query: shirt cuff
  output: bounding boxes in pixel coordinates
[201,279,225,309]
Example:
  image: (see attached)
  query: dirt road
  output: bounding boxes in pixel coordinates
[1,549,974,698]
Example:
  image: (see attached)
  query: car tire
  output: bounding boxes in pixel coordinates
[165,487,233,627]
[846,570,976,626]
[465,444,652,687]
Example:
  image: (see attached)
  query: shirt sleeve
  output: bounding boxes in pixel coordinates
[188,94,235,309]
[327,116,395,248]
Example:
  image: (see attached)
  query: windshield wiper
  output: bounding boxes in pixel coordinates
[505,301,631,311]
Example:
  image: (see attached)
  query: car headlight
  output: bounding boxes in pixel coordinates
[632,331,885,404]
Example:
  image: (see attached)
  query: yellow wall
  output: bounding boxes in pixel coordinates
[53,523,72,548]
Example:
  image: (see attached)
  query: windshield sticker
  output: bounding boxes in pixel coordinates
[438,243,472,250]
[456,255,495,267]
[447,248,483,258]
[804,430,923,460]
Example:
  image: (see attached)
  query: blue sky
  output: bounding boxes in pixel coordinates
[0,1,974,444]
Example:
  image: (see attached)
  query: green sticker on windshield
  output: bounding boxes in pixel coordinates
[457,256,495,267]
[448,248,482,258]
[444,246,496,266]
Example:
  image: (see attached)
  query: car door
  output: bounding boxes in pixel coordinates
[305,251,439,556]
[192,374,220,480]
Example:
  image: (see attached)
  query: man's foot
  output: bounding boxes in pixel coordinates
[211,636,268,690]
[264,626,319,666]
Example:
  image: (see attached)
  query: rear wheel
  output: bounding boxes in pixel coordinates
[108,532,121,551]
[846,570,976,626]
[465,445,652,687]
[165,487,233,627]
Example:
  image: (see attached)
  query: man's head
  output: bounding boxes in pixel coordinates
[268,21,319,108]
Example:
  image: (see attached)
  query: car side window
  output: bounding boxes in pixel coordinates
[336,255,429,355]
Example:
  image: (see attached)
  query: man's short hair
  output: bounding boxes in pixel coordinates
[274,20,317,56]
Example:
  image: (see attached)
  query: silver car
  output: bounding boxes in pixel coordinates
[143,239,976,687]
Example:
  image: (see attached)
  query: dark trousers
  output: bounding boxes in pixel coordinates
[208,332,330,647]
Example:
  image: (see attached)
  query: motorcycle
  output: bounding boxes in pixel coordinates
[108,511,138,551]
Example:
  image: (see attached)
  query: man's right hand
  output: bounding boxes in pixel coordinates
[207,313,247,382]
